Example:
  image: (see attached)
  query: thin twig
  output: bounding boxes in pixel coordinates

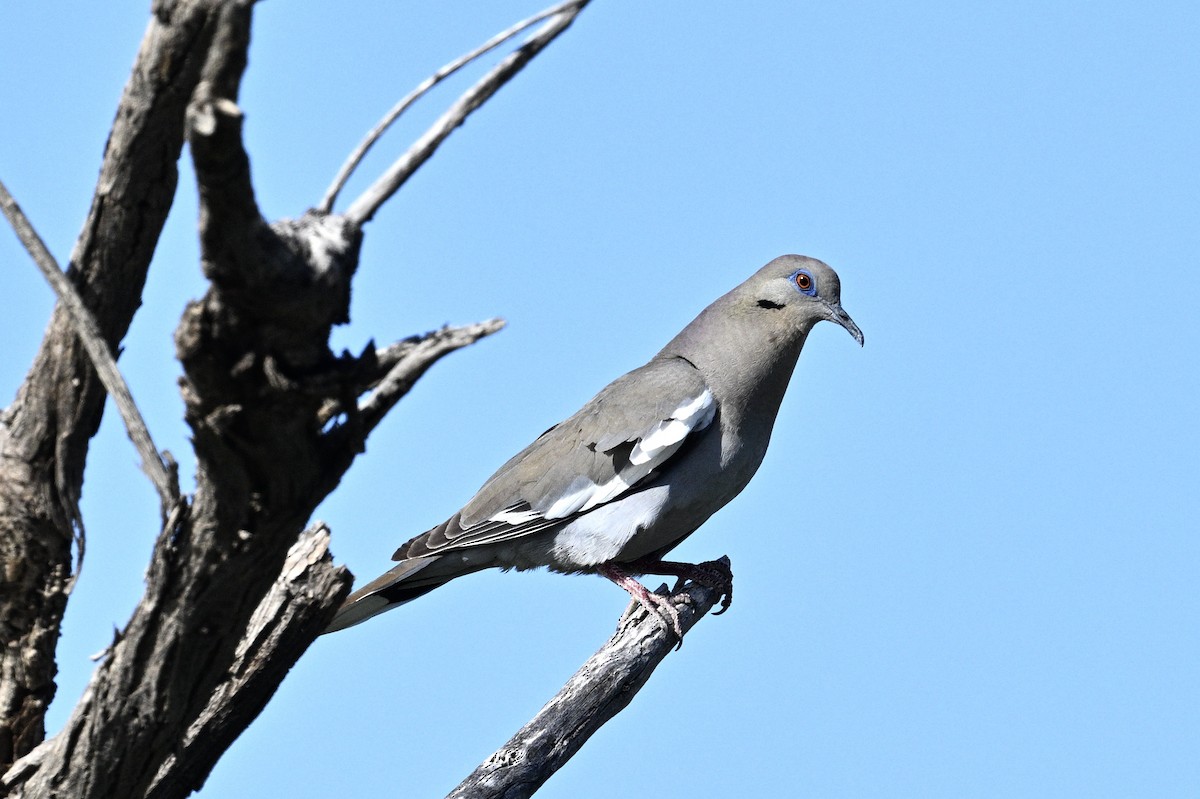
[357,318,506,436]
[0,178,180,516]
[344,0,591,226]
[318,0,586,214]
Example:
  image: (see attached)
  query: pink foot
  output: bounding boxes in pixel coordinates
[599,556,734,647]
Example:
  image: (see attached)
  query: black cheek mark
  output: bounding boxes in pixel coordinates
[757,299,786,310]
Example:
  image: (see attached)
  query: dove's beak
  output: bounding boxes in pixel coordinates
[824,301,864,346]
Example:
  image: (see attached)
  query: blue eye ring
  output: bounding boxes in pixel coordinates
[791,269,817,297]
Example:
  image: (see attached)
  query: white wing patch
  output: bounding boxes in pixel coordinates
[531,388,715,522]
[628,389,715,466]
[545,475,597,519]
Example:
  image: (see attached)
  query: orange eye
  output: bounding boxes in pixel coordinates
[791,268,818,296]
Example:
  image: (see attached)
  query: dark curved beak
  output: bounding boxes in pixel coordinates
[823,301,864,346]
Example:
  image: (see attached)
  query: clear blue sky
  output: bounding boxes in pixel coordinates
[2,1,1197,796]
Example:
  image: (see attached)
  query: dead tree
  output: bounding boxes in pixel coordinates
[0,2,724,797]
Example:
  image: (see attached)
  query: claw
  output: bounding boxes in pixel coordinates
[599,556,734,648]
[622,556,734,614]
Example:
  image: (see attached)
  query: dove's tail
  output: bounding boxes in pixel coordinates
[324,555,455,633]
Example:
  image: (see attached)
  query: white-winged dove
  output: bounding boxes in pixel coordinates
[327,254,862,638]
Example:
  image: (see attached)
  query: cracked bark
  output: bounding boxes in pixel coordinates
[0,0,224,772]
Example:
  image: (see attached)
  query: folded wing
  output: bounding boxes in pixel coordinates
[395,356,716,559]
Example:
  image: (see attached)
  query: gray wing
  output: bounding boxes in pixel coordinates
[395,355,715,559]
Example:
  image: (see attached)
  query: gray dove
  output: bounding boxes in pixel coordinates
[327,254,863,638]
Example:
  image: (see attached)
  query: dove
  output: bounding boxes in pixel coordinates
[327,254,862,639]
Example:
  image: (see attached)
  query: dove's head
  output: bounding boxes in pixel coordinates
[741,254,864,346]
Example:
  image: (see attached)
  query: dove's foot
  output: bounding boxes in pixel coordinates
[620,555,734,615]
[599,556,734,648]
[599,563,686,644]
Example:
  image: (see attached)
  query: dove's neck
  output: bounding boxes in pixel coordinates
[657,300,813,427]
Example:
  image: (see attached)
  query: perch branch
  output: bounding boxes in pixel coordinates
[0,179,180,517]
[318,0,587,214]
[447,559,731,799]
[343,0,591,226]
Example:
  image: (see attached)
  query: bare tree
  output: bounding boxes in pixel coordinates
[0,3,725,797]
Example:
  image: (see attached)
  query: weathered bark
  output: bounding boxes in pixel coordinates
[145,524,348,797]
[0,178,180,515]
[0,0,226,771]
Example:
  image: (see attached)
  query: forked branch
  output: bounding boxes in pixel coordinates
[343,0,591,225]
[358,318,506,435]
[319,0,588,214]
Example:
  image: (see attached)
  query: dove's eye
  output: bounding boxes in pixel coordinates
[792,269,816,296]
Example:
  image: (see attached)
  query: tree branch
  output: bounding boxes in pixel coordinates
[448,561,730,799]
[3,2,517,793]
[0,179,181,518]
[318,0,588,214]
[145,524,351,799]
[0,0,226,772]
[315,320,506,458]
[343,0,592,226]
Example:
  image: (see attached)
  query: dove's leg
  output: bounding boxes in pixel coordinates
[619,556,734,615]
[598,563,685,642]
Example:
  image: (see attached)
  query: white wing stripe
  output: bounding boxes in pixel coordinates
[488,506,541,525]
[629,389,714,466]
[495,388,714,524]
[677,388,715,423]
[629,418,687,465]
[544,475,598,519]
[579,471,637,513]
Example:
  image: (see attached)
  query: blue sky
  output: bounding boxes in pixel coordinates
[2,1,1197,796]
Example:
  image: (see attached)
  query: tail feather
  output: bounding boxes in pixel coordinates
[324,555,445,633]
